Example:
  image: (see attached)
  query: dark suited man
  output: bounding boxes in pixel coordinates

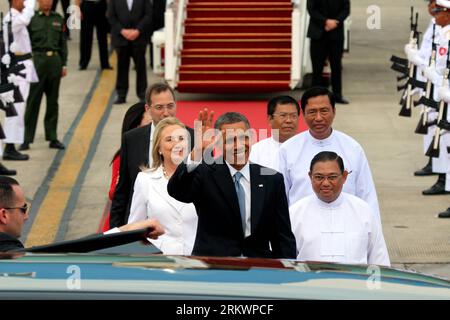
[108,0,152,104]
[149,0,166,68]
[109,83,195,228]
[76,0,112,70]
[307,0,350,104]
[167,112,297,258]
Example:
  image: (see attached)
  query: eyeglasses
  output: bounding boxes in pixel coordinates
[5,202,30,215]
[151,103,176,112]
[272,112,299,120]
[312,174,341,183]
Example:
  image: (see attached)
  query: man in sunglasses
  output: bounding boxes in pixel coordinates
[289,151,390,266]
[0,176,164,252]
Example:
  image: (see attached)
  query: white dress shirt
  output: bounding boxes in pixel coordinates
[278,129,380,220]
[127,0,134,11]
[289,192,390,266]
[128,166,198,255]
[249,136,282,172]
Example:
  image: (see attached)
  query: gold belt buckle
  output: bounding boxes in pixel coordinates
[46,51,53,57]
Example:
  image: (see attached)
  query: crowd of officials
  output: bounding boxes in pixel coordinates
[0,0,393,266]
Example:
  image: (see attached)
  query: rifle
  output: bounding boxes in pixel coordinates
[391,8,420,69]
[416,23,437,134]
[391,62,408,75]
[391,55,408,66]
[426,41,450,158]
[399,9,420,117]
[0,12,18,117]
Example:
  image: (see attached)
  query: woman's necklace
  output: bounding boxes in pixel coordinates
[162,165,170,179]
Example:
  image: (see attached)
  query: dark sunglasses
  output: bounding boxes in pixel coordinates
[5,203,30,214]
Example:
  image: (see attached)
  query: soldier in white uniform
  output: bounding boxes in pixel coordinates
[2,0,38,161]
[406,0,450,195]
[411,0,440,177]
[249,95,300,172]
[428,0,450,217]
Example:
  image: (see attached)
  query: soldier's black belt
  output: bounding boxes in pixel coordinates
[33,50,59,57]
[13,53,33,62]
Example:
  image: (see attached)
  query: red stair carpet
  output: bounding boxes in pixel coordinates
[176,100,307,139]
[177,0,293,93]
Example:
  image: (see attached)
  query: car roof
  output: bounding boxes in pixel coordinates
[1,253,450,299]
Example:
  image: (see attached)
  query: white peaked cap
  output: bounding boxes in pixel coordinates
[437,0,450,9]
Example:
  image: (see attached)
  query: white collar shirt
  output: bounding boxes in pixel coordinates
[127,0,134,11]
[289,192,390,266]
[128,166,198,255]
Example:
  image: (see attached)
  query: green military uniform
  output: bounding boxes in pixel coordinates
[24,10,68,144]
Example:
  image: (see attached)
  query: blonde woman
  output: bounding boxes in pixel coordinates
[128,117,197,255]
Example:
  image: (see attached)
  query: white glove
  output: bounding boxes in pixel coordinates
[427,108,439,121]
[407,49,427,68]
[9,41,19,54]
[438,86,450,103]
[0,90,15,105]
[405,43,417,56]
[24,0,36,9]
[410,87,422,97]
[7,74,21,87]
[1,54,11,66]
[424,65,442,84]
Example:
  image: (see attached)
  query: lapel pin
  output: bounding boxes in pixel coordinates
[258,184,264,187]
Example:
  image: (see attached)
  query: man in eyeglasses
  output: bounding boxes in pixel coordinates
[249,96,300,172]
[289,151,390,266]
[0,176,164,252]
[278,86,380,221]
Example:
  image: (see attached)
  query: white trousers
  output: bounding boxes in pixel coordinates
[3,78,30,144]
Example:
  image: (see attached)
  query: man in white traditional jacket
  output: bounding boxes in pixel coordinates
[249,95,300,171]
[289,151,390,266]
[2,0,39,161]
[278,86,380,220]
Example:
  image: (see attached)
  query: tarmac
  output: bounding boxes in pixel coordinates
[1,0,450,280]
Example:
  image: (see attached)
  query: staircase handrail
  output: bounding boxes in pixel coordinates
[165,0,187,87]
[291,1,302,89]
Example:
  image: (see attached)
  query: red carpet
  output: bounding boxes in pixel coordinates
[176,100,307,141]
[177,0,293,93]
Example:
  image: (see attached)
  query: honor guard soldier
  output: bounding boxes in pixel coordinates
[20,0,67,151]
[2,0,39,161]
[411,0,450,217]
